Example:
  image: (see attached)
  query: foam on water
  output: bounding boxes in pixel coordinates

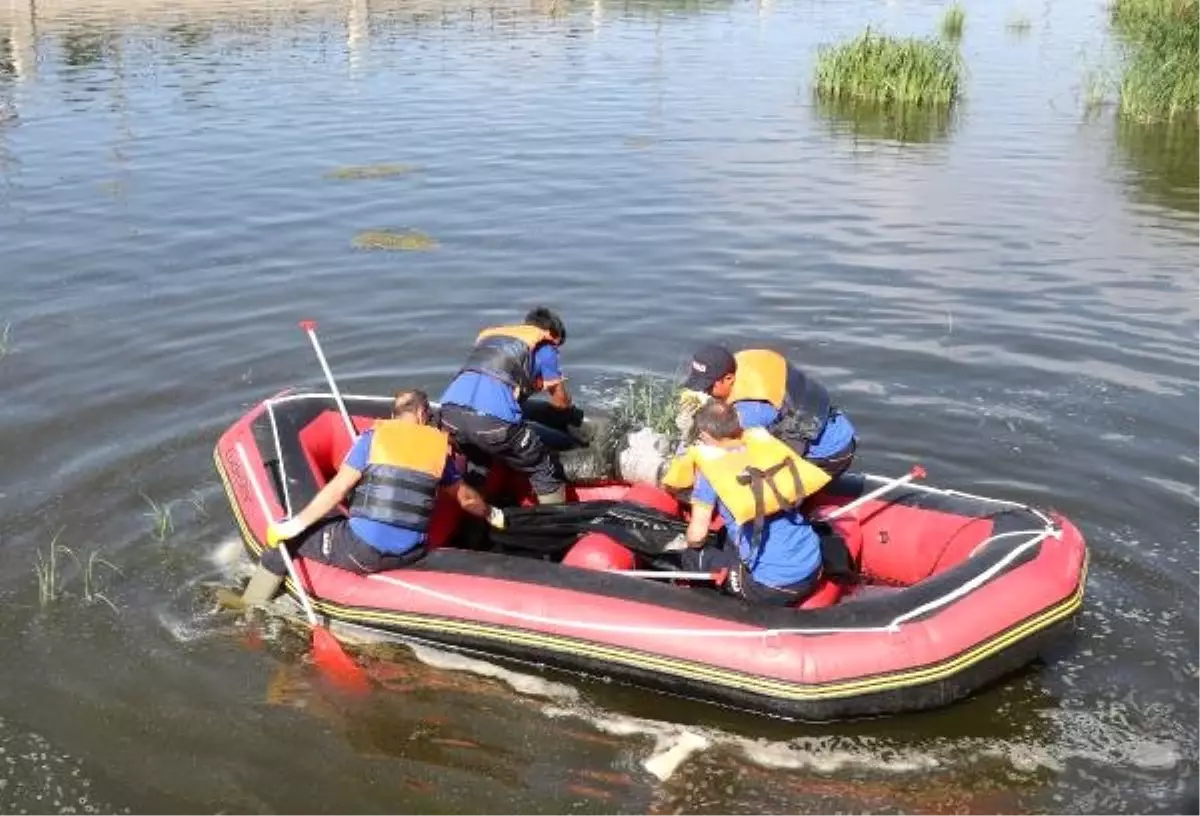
[407,643,580,702]
[0,717,126,815]
[401,639,1190,789]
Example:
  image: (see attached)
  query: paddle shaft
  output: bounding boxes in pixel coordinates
[299,320,358,444]
[817,465,926,522]
[609,569,726,582]
[235,441,319,627]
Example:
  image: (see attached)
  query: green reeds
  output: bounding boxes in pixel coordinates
[814,29,963,108]
[34,530,121,612]
[1111,0,1199,121]
[0,322,11,358]
[142,493,174,542]
[1006,14,1033,34]
[940,4,966,40]
[35,530,70,607]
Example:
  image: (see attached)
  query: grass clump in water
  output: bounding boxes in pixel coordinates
[352,229,438,251]
[323,164,418,181]
[142,493,174,542]
[940,4,966,40]
[0,322,11,358]
[1110,0,1198,122]
[35,530,70,607]
[814,29,963,108]
[1006,14,1033,34]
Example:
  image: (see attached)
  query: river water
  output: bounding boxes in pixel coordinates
[0,0,1196,811]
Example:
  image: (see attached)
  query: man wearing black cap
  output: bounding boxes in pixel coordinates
[677,343,858,477]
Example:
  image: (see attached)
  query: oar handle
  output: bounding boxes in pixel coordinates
[299,320,358,444]
[235,441,319,627]
[819,464,926,522]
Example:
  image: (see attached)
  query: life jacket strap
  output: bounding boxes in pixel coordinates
[735,458,804,567]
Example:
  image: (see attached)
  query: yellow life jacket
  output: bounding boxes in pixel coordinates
[349,420,451,531]
[659,428,831,523]
[459,324,555,399]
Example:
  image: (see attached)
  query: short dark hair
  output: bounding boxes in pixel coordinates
[694,399,743,441]
[525,306,566,345]
[392,388,430,419]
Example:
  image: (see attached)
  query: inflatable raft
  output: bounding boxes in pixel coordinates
[214,391,1088,721]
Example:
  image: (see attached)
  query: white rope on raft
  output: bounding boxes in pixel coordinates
[365,526,1057,640]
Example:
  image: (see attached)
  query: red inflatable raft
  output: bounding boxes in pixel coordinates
[214,391,1088,721]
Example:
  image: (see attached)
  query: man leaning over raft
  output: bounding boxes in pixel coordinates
[237,389,506,606]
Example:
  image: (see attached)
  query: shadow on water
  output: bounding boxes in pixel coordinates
[814,97,959,146]
[1114,117,1200,215]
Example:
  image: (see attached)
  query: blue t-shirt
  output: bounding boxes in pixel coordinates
[439,343,563,423]
[732,400,856,460]
[693,472,821,589]
[344,428,461,555]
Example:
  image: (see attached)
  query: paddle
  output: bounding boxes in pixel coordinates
[299,320,358,444]
[609,568,729,584]
[235,440,368,693]
[814,464,927,522]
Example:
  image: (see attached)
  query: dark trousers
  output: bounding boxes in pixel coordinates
[438,404,564,496]
[679,541,820,607]
[260,518,426,577]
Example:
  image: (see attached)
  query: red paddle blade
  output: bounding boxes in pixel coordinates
[311,627,370,695]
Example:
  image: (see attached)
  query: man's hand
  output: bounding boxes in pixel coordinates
[266,517,307,548]
[487,506,506,530]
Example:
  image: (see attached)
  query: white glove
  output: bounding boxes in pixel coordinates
[487,506,506,530]
[266,517,307,548]
[663,533,690,552]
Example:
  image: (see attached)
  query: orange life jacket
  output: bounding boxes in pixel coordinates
[727,348,834,447]
[348,420,450,531]
[458,324,555,399]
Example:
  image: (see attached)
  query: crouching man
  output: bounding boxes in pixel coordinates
[238,389,505,606]
[662,400,832,606]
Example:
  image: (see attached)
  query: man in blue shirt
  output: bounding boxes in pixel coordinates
[237,389,505,607]
[438,307,574,505]
[677,400,825,606]
[678,344,858,478]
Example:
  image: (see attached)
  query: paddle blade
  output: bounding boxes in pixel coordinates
[311,627,370,695]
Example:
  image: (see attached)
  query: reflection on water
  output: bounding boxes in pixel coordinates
[814,96,958,145]
[1115,117,1200,215]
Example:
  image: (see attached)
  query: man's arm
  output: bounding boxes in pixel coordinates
[441,457,505,528]
[282,465,360,528]
[535,345,572,409]
[686,475,718,546]
[686,502,715,547]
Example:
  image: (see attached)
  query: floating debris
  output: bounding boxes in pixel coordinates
[324,164,418,180]
[351,229,438,252]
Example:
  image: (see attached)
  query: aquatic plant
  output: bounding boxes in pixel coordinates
[940,4,966,40]
[141,493,174,542]
[813,30,963,108]
[187,488,208,521]
[1110,0,1199,121]
[81,550,121,614]
[351,229,438,251]
[0,322,11,358]
[1006,14,1033,34]
[34,530,70,607]
[323,164,418,181]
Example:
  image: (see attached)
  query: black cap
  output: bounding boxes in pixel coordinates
[681,344,736,392]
